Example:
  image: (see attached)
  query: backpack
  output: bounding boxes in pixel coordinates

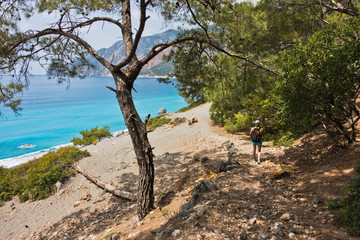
[251,127,262,142]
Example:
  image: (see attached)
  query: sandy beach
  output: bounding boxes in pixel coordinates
[0,102,242,240]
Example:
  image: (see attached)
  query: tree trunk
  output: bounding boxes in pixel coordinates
[112,74,155,219]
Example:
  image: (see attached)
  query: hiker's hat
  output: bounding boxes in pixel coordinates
[255,119,260,124]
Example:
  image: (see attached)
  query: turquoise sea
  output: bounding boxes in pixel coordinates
[0,75,187,167]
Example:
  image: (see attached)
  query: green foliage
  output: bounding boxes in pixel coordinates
[0,81,24,115]
[146,115,171,131]
[161,208,169,216]
[272,131,294,147]
[327,163,360,236]
[157,192,166,200]
[277,17,360,145]
[103,232,117,239]
[71,126,112,146]
[0,147,90,204]
[172,117,186,126]
[224,112,253,133]
[176,100,205,113]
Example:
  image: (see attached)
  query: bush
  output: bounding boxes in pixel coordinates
[327,163,360,236]
[71,125,112,146]
[177,100,205,113]
[272,131,294,147]
[224,112,253,133]
[0,146,90,203]
[146,115,171,131]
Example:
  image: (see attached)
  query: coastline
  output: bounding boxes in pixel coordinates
[0,75,184,167]
[0,130,129,169]
[0,102,215,240]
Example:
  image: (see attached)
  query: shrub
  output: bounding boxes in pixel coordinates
[177,100,205,113]
[71,125,112,146]
[224,112,253,133]
[273,131,294,147]
[146,115,171,131]
[0,146,90,203]
[327,163,360,236]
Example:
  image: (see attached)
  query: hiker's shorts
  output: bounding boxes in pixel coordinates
[252,142,262,146]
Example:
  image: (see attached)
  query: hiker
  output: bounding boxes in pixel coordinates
[250,119,264,164]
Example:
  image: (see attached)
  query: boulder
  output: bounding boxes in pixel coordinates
[222,141,234,150]
[216,157,233,172]
[194,180,218,193]
[188,117,198,125]
[158,108,167,114]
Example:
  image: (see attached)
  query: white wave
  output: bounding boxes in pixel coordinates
[0,143,74,169]
[18,144,37,149]
[0,129,128,169]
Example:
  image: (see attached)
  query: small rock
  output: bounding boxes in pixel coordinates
[249,218,257,225]
[194,204,204,212]
[240,232,247,240]
[80,192,91,201]
[274,222,283,230]
[171,229,182,238]
[312,197,321,204]
[224,164,235,171]
[289,232,296,239]
[128,231,141,238]
[280,213,291,221]
[205,193,212,200]
[205,201,216,206]
[259,232,270,239]
[228,148,237,157]
[73,201,82,207]
[270,237,277,240]
[55,181,62,192]
[292,188,299,193]
[276,231,285,237]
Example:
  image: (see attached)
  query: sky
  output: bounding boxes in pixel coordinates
[19,0,258,74]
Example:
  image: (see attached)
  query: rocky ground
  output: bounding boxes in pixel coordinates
[1,103,360,240]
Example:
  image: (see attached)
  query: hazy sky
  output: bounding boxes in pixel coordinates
[20,0,258,74]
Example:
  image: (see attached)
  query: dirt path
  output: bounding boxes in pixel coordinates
[1,103,359,240]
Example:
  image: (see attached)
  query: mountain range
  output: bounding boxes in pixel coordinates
[83,29,178,77]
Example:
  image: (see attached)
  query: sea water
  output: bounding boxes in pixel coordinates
[0,75,187,167]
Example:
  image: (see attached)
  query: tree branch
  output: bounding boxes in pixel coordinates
[72,164,136,202]
[9,28,112,71]
[138,36,195,68]
[322,0,358,16]
[205,40,279,75]
[114,0,151,71]
[67,17,124,32]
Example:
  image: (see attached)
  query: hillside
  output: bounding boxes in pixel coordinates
[82,30,177,77]
[1,103,359,240]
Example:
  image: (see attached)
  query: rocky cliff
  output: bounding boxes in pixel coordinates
[82,29,178,77]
